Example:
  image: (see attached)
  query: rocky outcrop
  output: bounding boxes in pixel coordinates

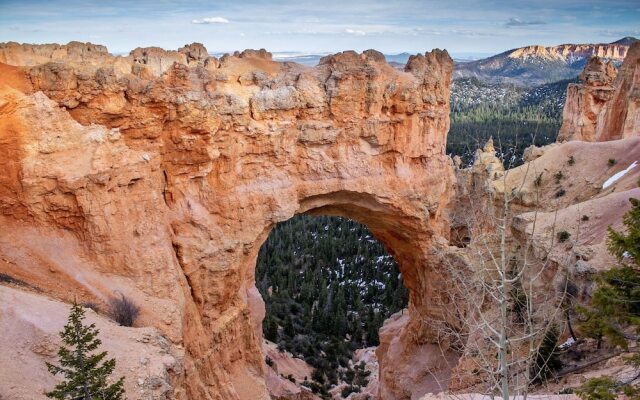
[557,57,618,141]
[558,41,640,142]
[0,41,455,399]
[448,132,640,393]
[507,41,631,62]
[453,37,637,85]
[594,41,640,140]
[262,341,318,400]
[0,41,111,66]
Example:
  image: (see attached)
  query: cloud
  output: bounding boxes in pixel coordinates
[505,17,546,27]
[598,29,640,37]
[192,17,229,24]
[345,28,366,36]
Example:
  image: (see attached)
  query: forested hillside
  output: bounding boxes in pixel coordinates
[447,77,575,166]
[256,215,408,396]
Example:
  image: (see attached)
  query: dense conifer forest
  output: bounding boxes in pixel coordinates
[447,77,575,166]
[256,215,408,395]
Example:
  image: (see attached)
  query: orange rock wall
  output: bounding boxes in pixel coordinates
[0,42,455,399]
[558,42,640,142]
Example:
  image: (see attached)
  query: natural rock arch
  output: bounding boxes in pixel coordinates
[247,189,461,398]
[0,42,457,399]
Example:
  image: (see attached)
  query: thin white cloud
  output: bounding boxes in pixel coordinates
[192,17,229,24]
[345,28,366,36]
[505,17,546,27]
[598,29,640,37]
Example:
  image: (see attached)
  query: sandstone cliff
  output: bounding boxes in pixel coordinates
[0,41,455,399]
[453,37,637,85]
[506,41,631,62]
[558,41,640,142]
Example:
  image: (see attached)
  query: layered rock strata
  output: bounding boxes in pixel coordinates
[558,41,640,142]
[0,41,455,399]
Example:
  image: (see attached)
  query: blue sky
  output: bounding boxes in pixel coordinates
[0,0,638,56]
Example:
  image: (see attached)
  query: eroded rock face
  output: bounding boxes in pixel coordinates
[0,42,455,399]
[558,41,640,142]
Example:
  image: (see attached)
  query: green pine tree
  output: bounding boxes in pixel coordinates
[531,324,561,382]
[263,315,279,342]
[46,303,125,400]
[607,198,640,264]
[577,198,640,399]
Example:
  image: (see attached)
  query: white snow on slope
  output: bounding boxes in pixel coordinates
[603,161,638,189]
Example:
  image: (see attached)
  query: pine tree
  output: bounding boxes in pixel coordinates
[263,314,279,342]
[607,198,640,264]
[531,324,561,382]
[577,198,640,399]
[578,198,640,347]
[46,303,125,400]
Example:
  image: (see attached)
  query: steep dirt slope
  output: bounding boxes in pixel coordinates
[0,284,182,400]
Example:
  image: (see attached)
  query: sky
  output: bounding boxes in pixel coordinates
[0,0,639,56]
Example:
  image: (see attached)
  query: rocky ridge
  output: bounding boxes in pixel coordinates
[453,37,637,86]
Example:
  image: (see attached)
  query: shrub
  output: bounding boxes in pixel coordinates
[568,155,575,166]
[608,158,616,166]
[109,294,140,327]
[558,231,571,243]
[576,377,618,400]
[534,173,543,187]
[554,171,564,183]
[265,356,274,367]
[341,385,361,397]
[0,272,25,286]
[509,286,528,324]
[555,188,566,198]
[581,215,589,221]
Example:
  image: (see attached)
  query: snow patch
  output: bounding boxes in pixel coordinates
[559,337,575,350]
[602,161,638,189]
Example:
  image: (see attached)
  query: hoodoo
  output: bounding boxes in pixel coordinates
[558,41,640,142]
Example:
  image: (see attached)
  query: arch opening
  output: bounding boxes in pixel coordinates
[236,190,460,399]
[256,212,409,397]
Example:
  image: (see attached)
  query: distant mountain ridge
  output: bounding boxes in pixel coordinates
[453,37,638,86]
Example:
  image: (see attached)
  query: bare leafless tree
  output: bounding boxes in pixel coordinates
[427,132,582,399]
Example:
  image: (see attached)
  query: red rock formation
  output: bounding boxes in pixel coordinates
[595,41,640,140]
[507,42,630,62]
[0,42,455,399]
[558,41,640,142]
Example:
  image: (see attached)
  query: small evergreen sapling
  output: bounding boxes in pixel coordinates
[46,303,125,400]
[531,324,562,382]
